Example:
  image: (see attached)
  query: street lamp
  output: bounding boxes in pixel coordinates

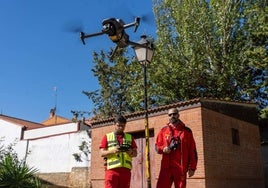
[133,35,154,188]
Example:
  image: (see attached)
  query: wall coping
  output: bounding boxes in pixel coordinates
[91,98,258,128]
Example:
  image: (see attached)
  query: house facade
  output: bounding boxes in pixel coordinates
[0,113,92,188]
[90,98,265,188]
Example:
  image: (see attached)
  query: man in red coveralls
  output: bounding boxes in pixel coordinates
[99,115,138,188]
[155,108,198,188]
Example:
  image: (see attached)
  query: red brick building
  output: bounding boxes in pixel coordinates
[90,98,264,188]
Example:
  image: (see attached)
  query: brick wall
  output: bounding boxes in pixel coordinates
[90,102,264,188]
[202,108,264,188]
[179,107,205,181]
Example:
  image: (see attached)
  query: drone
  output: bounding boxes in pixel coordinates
[80,17,150,59]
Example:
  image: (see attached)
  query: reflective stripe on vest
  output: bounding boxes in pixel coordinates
[106,132,133,170]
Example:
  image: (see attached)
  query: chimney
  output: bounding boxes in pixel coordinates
[50,108,55,118]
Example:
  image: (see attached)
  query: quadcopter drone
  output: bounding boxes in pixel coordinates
[80,17,150,59]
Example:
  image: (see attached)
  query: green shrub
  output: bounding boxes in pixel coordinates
[0,141,41,188]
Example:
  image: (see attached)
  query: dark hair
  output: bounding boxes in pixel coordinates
[114,115,127,123]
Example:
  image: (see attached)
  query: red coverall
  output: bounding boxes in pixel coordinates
[99,134,137,188]
[155,121,197,188]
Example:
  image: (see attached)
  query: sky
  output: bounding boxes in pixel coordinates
[0,0,156,123]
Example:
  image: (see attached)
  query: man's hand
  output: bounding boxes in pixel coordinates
[100,148,119,158]
[163,146,171,154]
[126,148,138,157]
[126,148,134,156]
[188,169,195,177]
[113,148,120,154]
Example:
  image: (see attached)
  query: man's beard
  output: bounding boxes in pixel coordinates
[169,117,179,124]
[115,129,124,135]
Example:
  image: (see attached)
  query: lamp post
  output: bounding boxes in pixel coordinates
[133,35,154,188]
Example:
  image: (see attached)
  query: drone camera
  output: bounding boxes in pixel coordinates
[102,18,124,36]
[102,23,115,36]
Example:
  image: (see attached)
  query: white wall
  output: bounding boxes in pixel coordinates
[0,119,28,160]
[26,130,91,173]
[23,123,78,139]
[0,119,91,173]
[0,119,22,143]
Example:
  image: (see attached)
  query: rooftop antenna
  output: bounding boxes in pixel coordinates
[53,86,58,124]
[53,86,57,113]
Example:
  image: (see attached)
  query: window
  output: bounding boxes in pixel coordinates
[232,128,240,145]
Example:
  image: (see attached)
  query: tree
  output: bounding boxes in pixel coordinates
[151,0,268,106]
[152,0,267,107]
[242,0,268,107]
[82,48,144,118]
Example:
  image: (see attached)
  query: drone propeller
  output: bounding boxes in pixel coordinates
[137,12,154,25]
[62,19,85,34]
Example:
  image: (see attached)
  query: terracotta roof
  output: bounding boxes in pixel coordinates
[0,114,44,129]
[41,115,71,126]
[91,98,259,127]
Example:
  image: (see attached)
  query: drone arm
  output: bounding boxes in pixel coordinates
[123,17,140,32]
[128,41,150,49]
[80,32,86,45]
[80,31,105,44]
[109,45,119,60]
[134,17,140,32]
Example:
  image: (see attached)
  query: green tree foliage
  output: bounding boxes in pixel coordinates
[242,0,268,106]
[72,130,92,162]
[83,48,145,118]
[152,0,267,107]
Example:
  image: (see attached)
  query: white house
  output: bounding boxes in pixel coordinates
[0,112,92,188]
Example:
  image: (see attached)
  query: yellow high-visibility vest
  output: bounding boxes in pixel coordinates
[106,132,133,170]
